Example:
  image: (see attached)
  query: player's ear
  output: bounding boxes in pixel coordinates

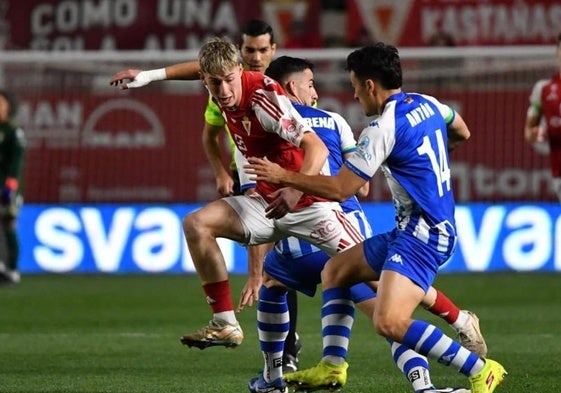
[366,79,376,94]
[285,80,297,96]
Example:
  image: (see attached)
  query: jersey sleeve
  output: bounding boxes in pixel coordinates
[422,94,455,126]
[345,119,396,180]
[251,78,315,146]
[328,110,357,154]
[204,95,226,127]
[234,147,256,192]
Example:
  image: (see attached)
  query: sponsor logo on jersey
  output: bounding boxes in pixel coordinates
[356,136,372,161]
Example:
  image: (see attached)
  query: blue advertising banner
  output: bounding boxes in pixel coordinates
[18,203,561,274]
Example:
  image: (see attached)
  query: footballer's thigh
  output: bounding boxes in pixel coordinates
[223,193,280,244]
[183,198,247,243]
[321,243,375,288]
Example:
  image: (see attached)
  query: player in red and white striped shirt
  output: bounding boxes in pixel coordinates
[178,39,363,373]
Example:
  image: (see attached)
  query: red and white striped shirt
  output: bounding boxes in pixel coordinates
[215,71,324,209]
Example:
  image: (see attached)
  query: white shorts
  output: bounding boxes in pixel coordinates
[224,193,364,255]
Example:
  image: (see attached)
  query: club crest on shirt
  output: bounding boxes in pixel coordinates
[357,136,372,161]
[281,117,304,144]
[282,118,296,133]
[242,116,251,135]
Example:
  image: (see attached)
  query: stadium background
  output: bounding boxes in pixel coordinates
[2,0,561,274]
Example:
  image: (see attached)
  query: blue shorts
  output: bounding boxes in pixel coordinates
[264,249,375,303]
[362,229,452,293]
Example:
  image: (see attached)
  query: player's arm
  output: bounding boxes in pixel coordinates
[237,242,274,312]
[234,148,256,195]
[524,80,547,143]
[298,131,329,176]
[202,121,235,196]
[247,158,365,203]
[343,151,369,197]
[447,112,470,152]
[261,130,328,219]
[524,112,543,143]
[9,127,25,180]
[109,61,201,89]
[1,127,25,207]
[256,86,328,177]
[248,117,389,202]
[524,101,546,143]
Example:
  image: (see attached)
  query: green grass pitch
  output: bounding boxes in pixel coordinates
[1,272,560,392]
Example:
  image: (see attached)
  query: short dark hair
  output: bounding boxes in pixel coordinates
[265,56,314,84]
[0,90,18,119]
[239,19,275,46]
[345,42,402,89]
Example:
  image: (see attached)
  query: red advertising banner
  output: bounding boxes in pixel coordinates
[3,0,321,50]
[21,92,211,203]
[19,89,555,203]
[3,0,559,49]
[347,0,561,47]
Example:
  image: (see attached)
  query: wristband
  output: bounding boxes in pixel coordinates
[5,177,18,191]
[143,68,167,82]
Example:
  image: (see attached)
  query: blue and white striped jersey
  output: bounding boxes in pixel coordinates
[291,103,363,215]
[275,103,371,258]
[345,91,457,254]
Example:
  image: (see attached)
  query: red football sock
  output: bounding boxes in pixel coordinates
[202,280,234,314]
[426,289,460,324]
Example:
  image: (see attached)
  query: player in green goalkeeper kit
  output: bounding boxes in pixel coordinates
[0,90,26,285]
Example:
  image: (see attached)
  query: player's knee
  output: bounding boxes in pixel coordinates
[182,211,204,240]
[321,261,346,287]
[373,313,406,341]
[263,274,287,291]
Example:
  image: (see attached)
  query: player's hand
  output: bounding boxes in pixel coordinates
[237,274,263,312]
[245,157,285,184]
[525,125,547,143]
[109,69,145,89]
[216,172,235,197]
[264,187,302,219]
[1,178,18,206]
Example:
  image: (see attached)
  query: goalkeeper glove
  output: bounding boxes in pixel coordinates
[1,177,18,205]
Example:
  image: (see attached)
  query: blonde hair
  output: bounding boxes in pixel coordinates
[198,37,240,75]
